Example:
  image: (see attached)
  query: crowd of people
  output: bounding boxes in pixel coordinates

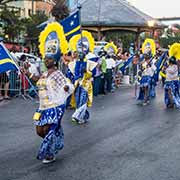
[0,46,135,101]
[1,42,180,112]
[1,21,180,164]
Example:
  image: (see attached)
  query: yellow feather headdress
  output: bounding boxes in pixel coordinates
[39,22,68,59]
[169,43,180,60]
[142,38,156,56]
[69,30,95,53]
[104,42,118,55]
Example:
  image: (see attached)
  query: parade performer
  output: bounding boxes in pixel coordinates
[163,43,180,108]
[65,51,78,109]
[69,31,97,124]
[104,42,118,56]
[25,22,74,163]
[137,39,156,105]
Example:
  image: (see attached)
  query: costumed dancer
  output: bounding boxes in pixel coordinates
[137,39,156,105]
[25,22,74,163]
[69,31,97,124]
[163,43,180,108]
[149,57,157,98]
[65,51,78,109]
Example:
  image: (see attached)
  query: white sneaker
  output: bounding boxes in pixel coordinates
[78,120,85,124]
[42,157,56,164]
[72,118,78,124]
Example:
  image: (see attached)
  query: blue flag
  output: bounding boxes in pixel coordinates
[154,51,168,82]
[119,55,134,74]
[0,42,18,73]
[37,11,81,41]
[61,10,81,40]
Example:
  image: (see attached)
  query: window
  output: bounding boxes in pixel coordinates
[28,9,32,16]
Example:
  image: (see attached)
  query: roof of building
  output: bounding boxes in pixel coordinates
[78,0,162,28]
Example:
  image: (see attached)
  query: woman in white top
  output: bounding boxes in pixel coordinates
[25,56,74,163]
[164,57,180,108]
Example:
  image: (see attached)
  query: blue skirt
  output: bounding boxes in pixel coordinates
[72,85,90,123]
[149,77,156,98]
[137,76,152,101]
[140,76,151,87]
[164,80,180,108]
[35,104,65,160]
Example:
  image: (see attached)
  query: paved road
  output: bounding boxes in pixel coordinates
[1,86,180,180]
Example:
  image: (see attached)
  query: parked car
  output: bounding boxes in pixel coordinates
[14,52,40,63]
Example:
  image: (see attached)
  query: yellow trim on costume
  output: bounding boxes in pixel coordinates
[104,42,118,55]
[160,71,166,78]
[39,22,68,58]
[65,25,81,37]
[69,30,95,52]
[33,112,41,121]
[87,82,93,107]
[0,58,16,65]
[70,93,76,108]
[142,38,156,56]
[169,43,180,60]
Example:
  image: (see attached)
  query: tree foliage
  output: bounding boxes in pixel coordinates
[0,0,14,6]
[51,0,69,21]
[0,5,48,51]
[104,31,136,50]
[0,7,23,41]
[160,26,180,48]
[22,12,48,47]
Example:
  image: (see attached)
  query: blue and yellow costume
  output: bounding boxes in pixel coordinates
[163,43,180,108]
[72,57,93,124]
[137,59,155,103]
[35,22,74,161]
[137,39,156,104]
[69,31,97,124]
[164,59,180,108]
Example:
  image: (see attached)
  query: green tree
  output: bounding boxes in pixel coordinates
[22,12,48,52]
[160,26,180,48]
[0,6,23,42]
[105,31,136,50]
[0,0,13,7]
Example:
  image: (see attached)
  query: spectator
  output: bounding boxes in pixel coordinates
[98,51,107,95]
[93,57,102,96]
[20,56,29,96]
[104,54,116,93]
[0,71,10,100]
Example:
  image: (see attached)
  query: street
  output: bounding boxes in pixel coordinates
[1,86,180,180]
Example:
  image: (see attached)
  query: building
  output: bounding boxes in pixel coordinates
[68,0,78,9]
[7,0,54,18]
[35,0,55,17]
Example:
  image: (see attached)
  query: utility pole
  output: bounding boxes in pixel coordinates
[32,0,34,15]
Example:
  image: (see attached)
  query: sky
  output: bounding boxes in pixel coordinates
[128,0,180,18]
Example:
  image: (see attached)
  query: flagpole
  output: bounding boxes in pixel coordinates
[77,0,84,55]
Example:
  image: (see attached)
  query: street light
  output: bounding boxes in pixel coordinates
[5,34,9,39]
[147,20,155,38]
[147,20,155,27]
